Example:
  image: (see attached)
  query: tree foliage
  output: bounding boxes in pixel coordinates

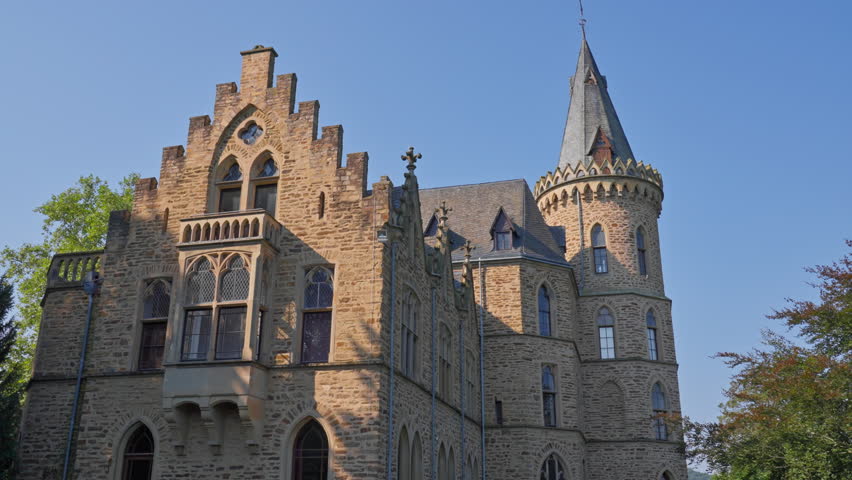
[685,241,852,480]
[0,277,22,479]
[0,174,137,379]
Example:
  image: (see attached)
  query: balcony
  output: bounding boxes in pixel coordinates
[178,209,281,249]
[46,251,103,289]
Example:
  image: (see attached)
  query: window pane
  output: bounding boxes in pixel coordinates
[222,163,242,181]
[638,249,647,275]
[648,328,658,360]
[258,158,278,177]
[592,225,606,247]
[181,310,211,361]
[599,326,615,359]
[495,232,511,250]
[538,287,551,336]
[219,187,241,212]
[216,307,245,360]
[139,322,166,370]
[594,247,608,273]
[220,256,250,301]
[302,311,331,363]
[186,258,215,304]
[254,184,277,215]
[543,392,556,427]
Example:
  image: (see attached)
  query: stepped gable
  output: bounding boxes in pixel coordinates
[420,179,567,264]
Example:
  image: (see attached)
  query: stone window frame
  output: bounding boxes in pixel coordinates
[541,363,559,427]
[281,415,336,480]
[248,152,279,216]
[591,223,608,274]
[297,265,336,364]
[636,225,648,276]
[134,277,173,371]
[539,452,567,480]
[596,306,617,359]
[114,421,158,480]
[291,418,330,479]
[400,289,420,379]
[537,282,555,337]
[214,156,243,213]
[179,253,253,363]
[646,308,660,361]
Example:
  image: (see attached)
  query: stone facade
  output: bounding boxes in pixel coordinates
[17,40,687,479]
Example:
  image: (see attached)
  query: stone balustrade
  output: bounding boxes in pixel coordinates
[178,209,281,248]
[47,251,103,289]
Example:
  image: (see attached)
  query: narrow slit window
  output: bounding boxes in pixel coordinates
[542,365,557,427]
[647,310,659,361]
[637,227,648,275]
[652,382,668,440]
[592,224,608,273]
[538,286,552,336]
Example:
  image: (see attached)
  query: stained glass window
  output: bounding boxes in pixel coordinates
[122,425,154,480]
[592,224,608,274]
[538,286,552,336]
[186,258,215,304]
[239,123,263,145]
[637,227,648,275]
[222,163,242,182]
[292,420,328,480]
[220,256,250,301]
[539,453,566,480]
[597,307,615,359]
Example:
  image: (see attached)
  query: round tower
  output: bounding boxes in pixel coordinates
[537,36,687,480]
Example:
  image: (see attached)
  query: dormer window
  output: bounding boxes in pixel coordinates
[491,208,514,251]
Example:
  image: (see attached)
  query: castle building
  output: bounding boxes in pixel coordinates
[18,37,687,480]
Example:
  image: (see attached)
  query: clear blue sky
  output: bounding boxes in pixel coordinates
[1,1,850,426]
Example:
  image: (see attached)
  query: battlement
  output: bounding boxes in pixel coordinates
[534,157,663,199]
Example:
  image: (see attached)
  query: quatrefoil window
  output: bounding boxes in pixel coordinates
[238,123,263,145]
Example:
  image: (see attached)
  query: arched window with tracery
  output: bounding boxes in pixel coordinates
[591,224,608,274]
[596,307,615,359]
[539,453,566,480]
[218,161,243,212]
[302,267,334,363]
[652,382,668,440]
[138,279,170,370]
[401,291,419,378]
[538,285,552,336]
[292,419,329,480]
[252,157,278,215]
[647,310,659,361]
[121,424,154,480]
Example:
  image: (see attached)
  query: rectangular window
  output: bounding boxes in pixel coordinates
[181,309,211,361]
[598,326,615,359]
[542,365,557,427]
[138,322,166,370]
[301,311,332,363]
[647,328,658,361]
[654,417,668,440]
[495,399,504,425]
[593,247,608,273]
[215,307,246,360]
[219,187,241,212]
[495,231,511,250]
[638,249,647,276]
[254,184,277,215]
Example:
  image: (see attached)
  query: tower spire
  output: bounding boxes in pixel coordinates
[557,33,634,172]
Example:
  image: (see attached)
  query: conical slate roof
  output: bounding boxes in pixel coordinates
[557,38,634,171]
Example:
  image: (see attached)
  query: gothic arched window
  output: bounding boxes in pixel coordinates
[252,157,278,215]
[637,227,648,275]
[185,257,215,305]
[538,286,552,336]
[292,420,329,480]
[121,425,154,480]
[591,224,608,273]
[411,433,423,480]
[219,255,250,302]
[398,427,410,480]
[438,444,447,480]
[596,307,615,359]
[647,310,659,361]
[302,267,334,363]
[139,279,170,370]
[652,382,668,440]
[400,291,418,378]
[539,453,566,480]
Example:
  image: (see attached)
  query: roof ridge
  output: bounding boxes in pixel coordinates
[420,178,526,191]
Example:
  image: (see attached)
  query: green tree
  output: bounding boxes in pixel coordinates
[0,174,138,380]
[0,277,22,479]
[685,241,852,480]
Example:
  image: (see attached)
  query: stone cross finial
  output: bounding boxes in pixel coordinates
[462,240,475,262]
[401,147,422,173]
[435,201,452,228]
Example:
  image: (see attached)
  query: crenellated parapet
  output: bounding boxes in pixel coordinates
[534,157,663,198]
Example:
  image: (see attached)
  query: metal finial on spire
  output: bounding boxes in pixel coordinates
[401,147,422,173]
[578,0,587,38]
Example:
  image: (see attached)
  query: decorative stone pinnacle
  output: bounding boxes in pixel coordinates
[435,201,452,228]
[462,240,475,262]
[401,147,422,173]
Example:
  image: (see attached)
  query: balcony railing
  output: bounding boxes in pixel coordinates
[47,251,103,289]
[178,210,281,247]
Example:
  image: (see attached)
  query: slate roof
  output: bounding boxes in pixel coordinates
[419,179,568,265]
[557,38,634,171]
